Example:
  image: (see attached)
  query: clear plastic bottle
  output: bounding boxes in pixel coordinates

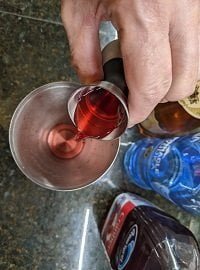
[101,193,200,270]
[124,133,200,215]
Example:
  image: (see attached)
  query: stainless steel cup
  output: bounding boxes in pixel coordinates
[9,82,119,191]
[68,40,129,140]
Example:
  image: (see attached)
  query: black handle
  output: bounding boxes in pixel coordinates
[103,58,128,97]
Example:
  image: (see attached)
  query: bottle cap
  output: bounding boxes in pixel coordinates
[178,81,200,119]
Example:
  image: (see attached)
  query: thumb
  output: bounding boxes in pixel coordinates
[198,31,200,80]
[61,1,103,84]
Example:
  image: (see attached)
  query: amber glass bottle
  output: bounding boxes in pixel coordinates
[139,81,200,137]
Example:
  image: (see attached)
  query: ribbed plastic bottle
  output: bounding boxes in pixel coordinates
[124,133,200,215]
[101,193,200,270]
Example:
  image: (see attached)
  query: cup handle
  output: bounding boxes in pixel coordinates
[102,40,128,97]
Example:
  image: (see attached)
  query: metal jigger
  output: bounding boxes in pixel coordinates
[9,82,119,191]
[68,39,129,140]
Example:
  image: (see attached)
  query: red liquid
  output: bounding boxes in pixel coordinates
[74,88,125,139]
[47,124,85,159]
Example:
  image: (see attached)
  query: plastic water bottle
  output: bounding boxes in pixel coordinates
[124,133,200,215]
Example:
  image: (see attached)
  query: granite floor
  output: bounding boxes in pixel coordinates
[0,1,200,270]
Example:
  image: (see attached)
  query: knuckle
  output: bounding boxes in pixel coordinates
[169,31,185,44]
[70,56,79,72]
[167,81,197,101]
[71,57,102,83]
[128,110,147,125]
[128,76,172,124]
[167,93,188,102]
[136,77,172,103]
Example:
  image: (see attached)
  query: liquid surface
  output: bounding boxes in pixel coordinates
[74,88,125,139]
[47,123,85,159]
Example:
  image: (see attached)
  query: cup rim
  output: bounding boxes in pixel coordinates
[9,81,120,191]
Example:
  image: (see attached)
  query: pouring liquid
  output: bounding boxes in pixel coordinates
[47,123,85,159]
[74,87,124,139]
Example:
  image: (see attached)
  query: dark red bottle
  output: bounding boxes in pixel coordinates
[101,193,200,270]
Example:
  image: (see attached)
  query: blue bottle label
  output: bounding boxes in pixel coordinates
[101,194,155,259]
[116,224,138,270]
[189,132,200,144]
[150,137,178,175]
[148,133,200,205]
[147,138,180,200]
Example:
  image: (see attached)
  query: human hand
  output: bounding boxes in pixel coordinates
[61,0,200,127]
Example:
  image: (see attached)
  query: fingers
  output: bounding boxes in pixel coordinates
[118,26,172,127]
[69,27,103,84]
[61,0,200,131]
[113,0,200,127]
[166,2,200,101]
[61,0,103,83]
[198,29,200,79]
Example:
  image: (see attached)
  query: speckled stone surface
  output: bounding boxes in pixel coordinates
[0,4,199,270]
[0,0,61,23]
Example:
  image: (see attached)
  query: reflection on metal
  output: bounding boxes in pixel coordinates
[9,82,119,191]
[78,208,90,270]
[99,21,118,49]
